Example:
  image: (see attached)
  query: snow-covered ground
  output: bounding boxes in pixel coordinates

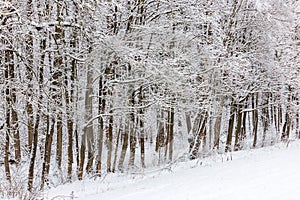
[46,142,300,200]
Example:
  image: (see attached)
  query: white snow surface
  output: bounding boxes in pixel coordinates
[46,142,300,200]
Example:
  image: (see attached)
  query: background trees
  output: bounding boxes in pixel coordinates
[0,0,299,198]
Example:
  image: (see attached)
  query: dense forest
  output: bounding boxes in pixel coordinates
[0,0,299,198]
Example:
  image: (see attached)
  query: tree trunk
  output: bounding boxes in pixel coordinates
[214,105,223,149]
[185,112,192,135]
[28,113,40,192]
[241,104,247,146]
[282,89,291,141]
[155,112,165,153]
[139,86,146,168]
[128,89,136,168]
[112,127,121,172]
[53,1,64,170]
[56,113,63,169]
[129,132,137,168]
[234,104,243,151]
[85,72,95,173]
[96,76,105,175]
[252,93,258,148]
[78,134,86,180]
[168,108,174,161]
[4,119,11,182]
[4,51,11,181]
[225,100,235,153]
[118,123,129,172]
[189,116,207,160]
[106,112,113,172]
[41,118,55,190]
[67,113,73,181]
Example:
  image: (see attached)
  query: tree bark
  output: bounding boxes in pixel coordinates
[83,65,95,174]
[128,88,136,168]
[225,100,235,153]
[41,118,55,190]
[252,93,258,148]
[28,112,40,192]
[190,115,207,160]
[234,104,243,151]
[53,1,64,170]
[112,127,121,172]
[118,123,129,172]
[139,86,146,168]
[96,76,105,175]
[106,112,113,172]
[168,108,174,161]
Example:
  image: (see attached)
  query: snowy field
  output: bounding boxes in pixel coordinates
[46,142,300,200]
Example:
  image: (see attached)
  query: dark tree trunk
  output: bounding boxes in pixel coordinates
[41,118,55,190]
[28,113,40,192]
[234,104,243,151]
[225,100,235,153]
[107,113,113,172]
[118,124,129,172]
[252,93,258,148]
[189,116,207,160]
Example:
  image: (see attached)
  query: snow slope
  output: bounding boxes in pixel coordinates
[46,142,300,200]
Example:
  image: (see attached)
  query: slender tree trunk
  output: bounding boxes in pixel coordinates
[106,72,114,172]
[78,134,86,180]
[96,76,105,175]
[82,65,95,175]
[107,111,113,172]
[85,68,95,173]
[168,108,174,161]
[234,104,243,151]
[225,100,235,153]
[140,133,146,168]
[6,49,21,164]
[188,112,201,155]
[129,132,137,168]
[164,110,170,160]
[241,104,247,146]
[185,112,192,135]
[156,117,165,156]
[38,36,51,190]
[28,112,40,192]
[56,112,63,169]
[4,115,11,182]
[214,114,222,149]
[66,96,74,181]
[190,116,207,160]
[41,118,55,190]
[214,96,224,149]
[4,49,12,181]
[118,123,129,172]
[252,93,258,148]
[278,104,283,136]
[282,88,291,141]
[53,1,64,170]
[75,127,80,173]
[96,115,104,174]
[25,0,34,157]
[139,86,146,168]
[112,127,121,172]
[128,89,136,168]
[261,93,270,147]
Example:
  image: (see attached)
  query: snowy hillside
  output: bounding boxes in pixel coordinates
[46,141,300,200]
